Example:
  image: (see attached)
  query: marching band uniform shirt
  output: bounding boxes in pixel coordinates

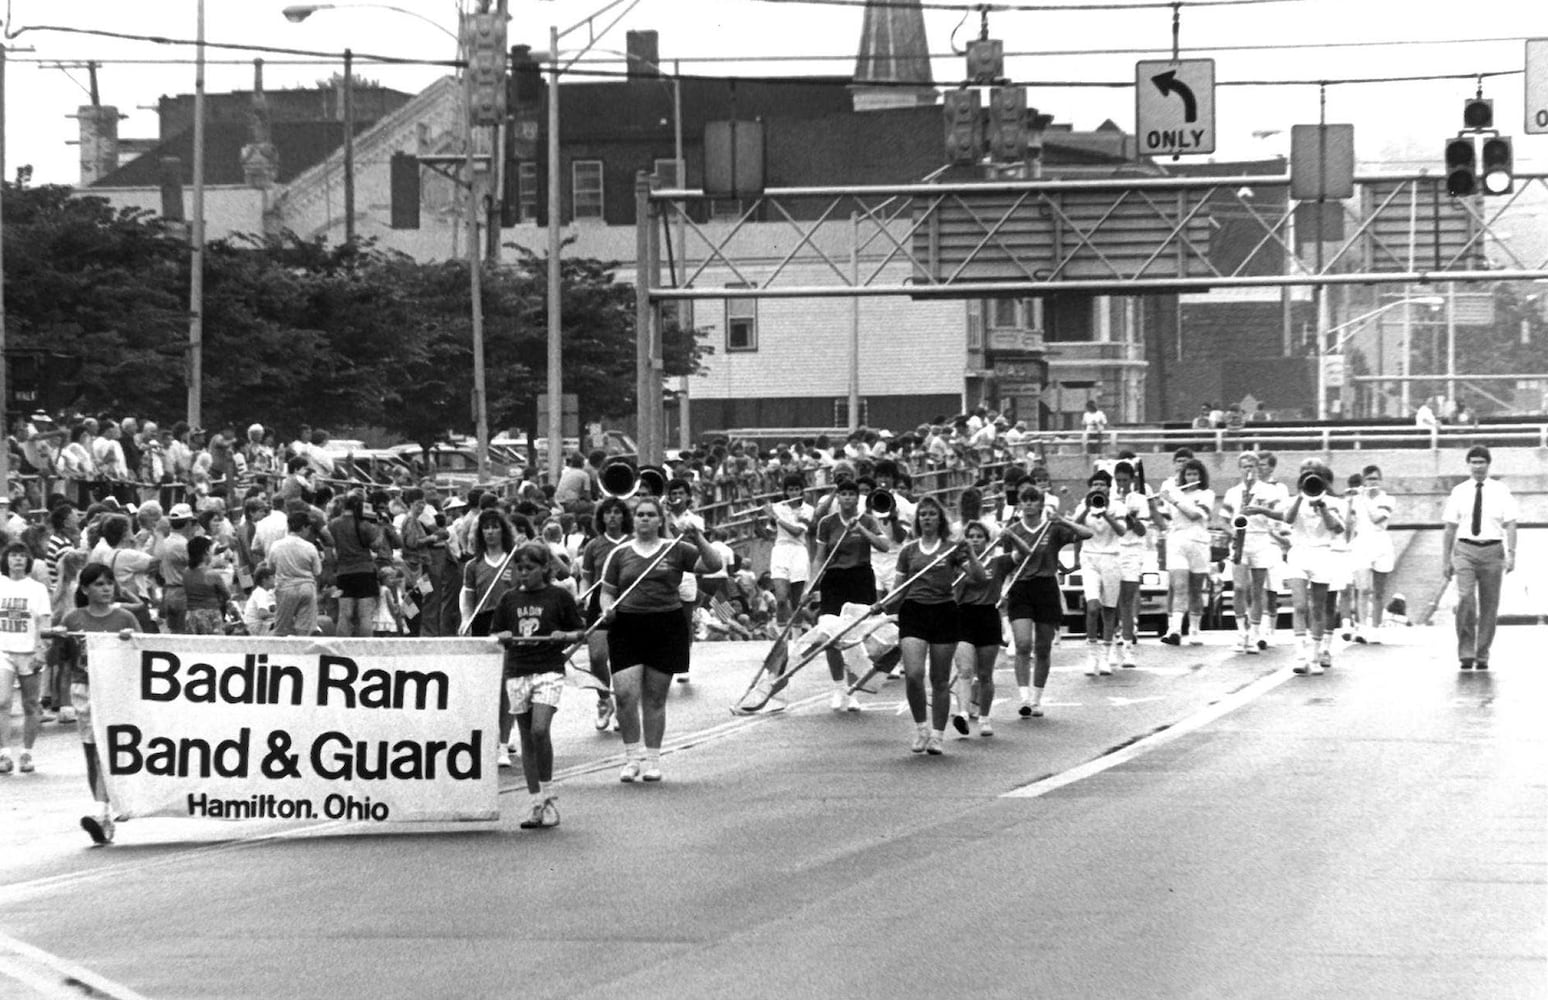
[1002,519,1081,579]
[815,512,883,570]
[769,500,815,552]
[1074,502,1123,555]
[1221,480,1286,537]
[1158,484,1217,544]
[601,539,702,613]
[1289,497,1340,549]
[894,539,971,604]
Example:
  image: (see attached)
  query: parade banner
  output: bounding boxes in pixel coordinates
[88,635,504,825]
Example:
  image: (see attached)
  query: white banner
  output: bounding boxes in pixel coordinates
[88,635,504,825]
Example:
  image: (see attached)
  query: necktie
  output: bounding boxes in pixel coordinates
[1470,481,1483,537]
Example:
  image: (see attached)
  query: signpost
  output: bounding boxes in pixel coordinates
[1135,59,1215,157]
[1527,39,1548,135]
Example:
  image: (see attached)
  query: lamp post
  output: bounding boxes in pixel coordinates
[1319,295,1443,419]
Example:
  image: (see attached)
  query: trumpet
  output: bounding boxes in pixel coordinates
[1299,473,1327,498]
[598,460,668,499]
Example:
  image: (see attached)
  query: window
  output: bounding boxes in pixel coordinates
[965,300,984,351]
[572,160,603,221]
[653,158,681,188]
[1044,296,1095,343]
[725,284,757,352]
[833,399,869,428]
[517,162,537,222]
[990,298,1021,329]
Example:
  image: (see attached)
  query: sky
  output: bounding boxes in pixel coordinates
[1,0,1546,188]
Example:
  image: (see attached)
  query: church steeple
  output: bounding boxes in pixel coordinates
[851,0,938,112]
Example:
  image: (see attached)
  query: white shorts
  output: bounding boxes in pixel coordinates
[1165,535,1211,575]
[1356,535,1396,575]
[1080,552,1122,606]
[505,673,565,714]
[1,651,41,679]
[1235,533,1281,571]
[1325,549,1355,592]
[769,544,811,584]
[1118,547,1146,584]
[1287,545,1338,587]
[1265,549,1289,591]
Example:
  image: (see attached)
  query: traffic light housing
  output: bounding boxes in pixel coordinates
[965,39,1004,86]
[1444,137,1476,197]
[1462,98,1493,130]
[465,11,507,127]
[943,89,983,165]
[987,86,1030,162]
[1480,136,1513,195]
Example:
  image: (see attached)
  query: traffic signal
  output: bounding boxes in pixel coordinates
[1444,137,1476,197]
[1480,136,1513,195]
[965,39,1003,85]
[943,89,983,165]
[987,86,1029,162]
[1462,98,1493,130]
[465,11,507,127]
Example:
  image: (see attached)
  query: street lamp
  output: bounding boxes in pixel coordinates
[1319,295,1443,419]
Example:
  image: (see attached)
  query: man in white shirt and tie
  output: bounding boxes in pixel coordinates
[1441,445,1517,670]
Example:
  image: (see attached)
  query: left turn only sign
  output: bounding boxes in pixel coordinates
[1136,59,1215,156]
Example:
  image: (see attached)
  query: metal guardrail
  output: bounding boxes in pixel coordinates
[708,420,1548,458]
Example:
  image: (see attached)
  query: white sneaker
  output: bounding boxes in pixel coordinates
[1120,642,1137,668]
[1085,647,1101,676]
[1236,632,1251,654]
[1101,645,1116,675]
[497,748,512,768]
[844,693,863,713]
[926,734,944,756]
[910,728,930,753]
[829,690,845,711]
[978,719,994,737]
[641,761,663,782]
[18,751,34,773]
[58,706,78,724]
[619,759,641,783]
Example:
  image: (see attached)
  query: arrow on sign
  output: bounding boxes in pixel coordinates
[1151,70,1198,123]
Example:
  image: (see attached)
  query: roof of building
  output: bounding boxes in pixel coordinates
[555,75,859,142]
[89,119,372,188]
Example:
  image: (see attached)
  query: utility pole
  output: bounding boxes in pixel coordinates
[343,47,354,244]
[187,0,206,429]
[1,40,9,495]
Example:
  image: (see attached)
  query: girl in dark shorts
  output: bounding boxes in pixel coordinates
[893,497,984,756]
[812,478,891,711]
[600,496,722,783]
[1000,485,1090,718]
[579,497,631,732]
[955,519,1034,737]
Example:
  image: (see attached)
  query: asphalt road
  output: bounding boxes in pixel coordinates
[2,624,1543,1000]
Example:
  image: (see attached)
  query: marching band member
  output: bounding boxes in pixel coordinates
[1348,465,1396,642]
[579,497,631,731]
[1157,458,1216,645]
[664,477,706,684]
[1218,451,1285,654]
[812,478,891,710]
[955,519,1022,736]
[1331,474,1364,642]
[600,496,721,783]
[892,497,984,756]
[1111,460,1151,668]
[1257,451,1291,648]
[1271,461,1345,674]
[869,461,916,600]
[765,472,815,628]
[1073,470,1126,676]
[1002,485,1091,718]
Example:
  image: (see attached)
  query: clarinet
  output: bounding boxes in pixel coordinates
[1230,485,1253,564]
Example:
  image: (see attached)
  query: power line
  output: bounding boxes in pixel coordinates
[753,0,1305,11]
[6,23,463,69]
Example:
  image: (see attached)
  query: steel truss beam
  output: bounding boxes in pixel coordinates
[644,173,1548,300]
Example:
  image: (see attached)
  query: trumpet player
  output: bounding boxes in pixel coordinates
[1157,459,1216,645]
[1270,462,1345,674]
[766,472,815,629]
[1074,470,1126,676]
[1219,451,1286,654]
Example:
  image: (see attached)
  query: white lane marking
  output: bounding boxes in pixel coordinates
[1001,665,1296,798]
[0,930,153,1000]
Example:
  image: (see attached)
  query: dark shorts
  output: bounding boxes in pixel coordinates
[608,609,691,675]
[1006,577,1065,626]
[898,599,959,645]
[958,603,1005,648]
[337,571,378,600]
[584,589,607,629]
[819,564,876,617]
